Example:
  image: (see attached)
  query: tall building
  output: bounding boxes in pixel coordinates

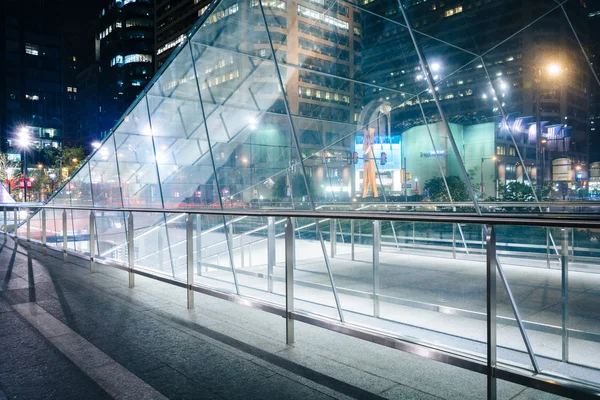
[589,3,600,163]
[155,0,212,70]
[154,0,363,200]
[0,0,66,158]
[97,0,155,136]
[361,0,590,193]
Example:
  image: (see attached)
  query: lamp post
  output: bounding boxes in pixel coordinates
[534,63,562,199]
[481,156,497,197]
[17,127,31,202]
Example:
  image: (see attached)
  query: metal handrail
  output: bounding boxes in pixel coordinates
[4,204,600,398]
[5,204,600,229]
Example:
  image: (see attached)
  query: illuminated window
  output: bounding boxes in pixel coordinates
[123,54,153,64]
[444,6,462,17]
[297,5,349,30]
[25,44,39,56]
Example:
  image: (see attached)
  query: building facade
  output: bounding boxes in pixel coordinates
[361,0,590,196]
[97,0,155,137]
[155,0,212,70]
[0,0,66,158]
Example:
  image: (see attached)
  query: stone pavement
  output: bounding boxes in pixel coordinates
[0,234,566,399]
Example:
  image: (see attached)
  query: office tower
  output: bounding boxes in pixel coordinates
[96,0,155,136]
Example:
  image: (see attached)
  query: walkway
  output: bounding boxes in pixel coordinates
[0,234,569,399]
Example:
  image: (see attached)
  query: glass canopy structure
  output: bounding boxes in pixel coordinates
[13,1,600,395]
[43,0,600,217]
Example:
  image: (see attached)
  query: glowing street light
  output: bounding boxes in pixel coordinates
[547,63,562,77]
[16,127,31,202]
[430,62,442,72]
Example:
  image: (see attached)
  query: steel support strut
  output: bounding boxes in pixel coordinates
[187,214,195,309]
[486,227,497,400]
[561,228,569,362]
[285,217,295,344]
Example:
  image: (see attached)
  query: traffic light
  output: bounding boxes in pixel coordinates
[353,152,359,164]
[380,152,387,165]
[347,152,352,165]
[406,173,413,181]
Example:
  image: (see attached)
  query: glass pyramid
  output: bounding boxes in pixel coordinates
[32,0,596,282]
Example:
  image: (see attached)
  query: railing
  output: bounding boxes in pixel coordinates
[2,204,600,399]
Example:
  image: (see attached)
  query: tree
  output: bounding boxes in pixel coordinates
[41,146,86,185]
[0,153,17,184]
[424,175,470,202]
[497,181,537,202]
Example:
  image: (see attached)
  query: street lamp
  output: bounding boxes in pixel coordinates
[534,62,563,199]
[16,127,31,202]
[481,156,497,197]
[91,141,101,149]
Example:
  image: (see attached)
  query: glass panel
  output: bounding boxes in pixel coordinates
[147,42,217,209]
[113,97,163,209]
[131,212,174,276]
[89,136,123,208]
[95,211,128,263]
[191,28,303,209]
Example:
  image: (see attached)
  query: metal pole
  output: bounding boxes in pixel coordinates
[90,211,96,273]
[186,214,194,309]
[546,228,550,269]
[571,228,575,260]
[452,224,456,259]
[486,226,497,400]
[268,216,275,293]
[350,219,355,261]
[330,218,337,258]
[412,222,415,245]
[285,217,295,344]
[535,77,542,199]
[561,228,569,362]
[26,209,30,244]
[3,207,6,233]
[196,214,202,276]
[14,208,18,235]
[373,220,380,317]
[41,209,46,252]
[62,209,68,263]
[128,212,135,288]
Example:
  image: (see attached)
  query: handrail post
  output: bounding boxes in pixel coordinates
[26,209,31,245]
[268,216,275,292]
[350,219,355,261]
[41,209,46,253]
[546,228,551,269]
[373,219,381,317]
[561,228,569,362]
[452,223,456,259]
[3,207,6,234]
[13,208,18,236]
[285,217,295,344]
[196,214,202,275]
[186,213,194,309]
[89,211,96,273]
[412,222,416,245]
[330,218,337,258]
[62,209,68,263]
[486,226,497,400]
[128,212,135,288]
